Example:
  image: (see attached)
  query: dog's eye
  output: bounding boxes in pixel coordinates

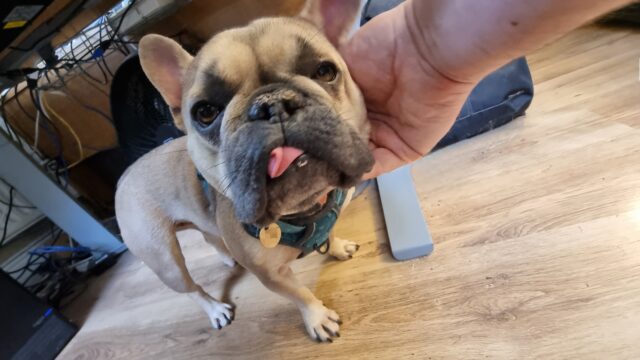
[192,102,220,126]
[313,61,338,82]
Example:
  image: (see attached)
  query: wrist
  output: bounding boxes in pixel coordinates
[402,0,502,84]
[398,0,483,84]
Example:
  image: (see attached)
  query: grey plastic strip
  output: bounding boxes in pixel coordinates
[376,165,433,260]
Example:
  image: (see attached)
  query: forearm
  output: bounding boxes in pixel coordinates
[406,0,633,83]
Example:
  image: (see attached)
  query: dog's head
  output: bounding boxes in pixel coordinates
[139,0,373,226]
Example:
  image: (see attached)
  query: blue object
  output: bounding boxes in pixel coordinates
[436,58,533,149]
[91,47,105,59]
[30,245,93,255]
[43,308,53,318]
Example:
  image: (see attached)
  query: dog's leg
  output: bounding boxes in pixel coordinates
[217,201,340,341]
[224,240,340,341]
[328,233,360,260]
[251,263,341,342]
[202,232,236,268]
[124,225,234,330]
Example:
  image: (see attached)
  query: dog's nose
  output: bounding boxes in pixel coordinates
[248,88,303,121]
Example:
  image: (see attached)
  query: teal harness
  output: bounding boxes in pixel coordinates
[197,173,345,257]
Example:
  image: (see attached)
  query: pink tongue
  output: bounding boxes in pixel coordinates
[268,146,304,178]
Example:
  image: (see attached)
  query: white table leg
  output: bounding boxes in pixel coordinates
[0,132,125,255]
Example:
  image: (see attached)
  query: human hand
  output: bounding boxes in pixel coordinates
[341,3,476,179]
[343,0,632,179]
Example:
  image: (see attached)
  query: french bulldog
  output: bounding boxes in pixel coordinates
[115,0,373,342]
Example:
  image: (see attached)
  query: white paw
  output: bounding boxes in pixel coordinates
[204,301,235,330]
[219,253,236,268]
[302,303,341,342]
[329,237,360,260]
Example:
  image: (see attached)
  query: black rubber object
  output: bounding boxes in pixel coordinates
[110,55,184,166]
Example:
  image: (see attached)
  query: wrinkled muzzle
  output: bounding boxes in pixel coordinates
[222,86,373,225]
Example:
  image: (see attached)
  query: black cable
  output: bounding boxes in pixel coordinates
[0,179,35,209]
[45,160,60,181]
[0,187,15,246]
[25,248,91,305]
[100,55,115,77]
[93,60,110,84]
[0,53,95,78]
[105,21,131,56]
[0,88,52,163]
[80,34,110,83]
[50,226,63,246]
[7,253,47,281]
[56,157,70,189]
[17,80,65,157]
[4,220,100,307]
[46,159,61,185]
[0,90,27,149]
[25,81,71,189]
[43,70,53,85]
[5,226,115,305]
[21,260,46,287]
[51,68,112,122]
[0,115,24,148]
[59,282,88,308]
[111,39,138,44]
[0,0,138,78]
[76,71,110,98]
[111,0,138,38]
[0,199,34,209]
[68,36,107,84]
[13,84,37,121]
[112,36,132,55]
[93,0,138,58]
[27,83,64,158]
[112,30,187,46]
[90,19,118,79]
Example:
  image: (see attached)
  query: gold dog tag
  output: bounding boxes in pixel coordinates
[259,224,281,248]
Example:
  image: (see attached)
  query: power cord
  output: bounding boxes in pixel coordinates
[0,0,138,80]
[0,186,14,247]
[4,227,119,308]
[0,178,35,209]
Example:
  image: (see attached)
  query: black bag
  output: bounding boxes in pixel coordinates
[361,0,534,150]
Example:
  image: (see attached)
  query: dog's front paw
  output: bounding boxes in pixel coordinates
[329,237,360,260]
[302,302,341,343]
[219,254,237,268]
[204,301,235,330]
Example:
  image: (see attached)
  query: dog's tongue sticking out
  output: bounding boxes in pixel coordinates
[268,146,304,179]
[268,147,331,206]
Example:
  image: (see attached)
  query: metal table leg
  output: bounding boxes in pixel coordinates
[0,132,125,255]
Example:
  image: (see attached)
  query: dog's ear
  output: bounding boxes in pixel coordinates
[298,0,362,47]
[139,34,193,131]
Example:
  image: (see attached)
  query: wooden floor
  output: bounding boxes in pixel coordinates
[59,26,640,360]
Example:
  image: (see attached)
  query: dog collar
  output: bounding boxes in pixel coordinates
[196,172,345,257]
